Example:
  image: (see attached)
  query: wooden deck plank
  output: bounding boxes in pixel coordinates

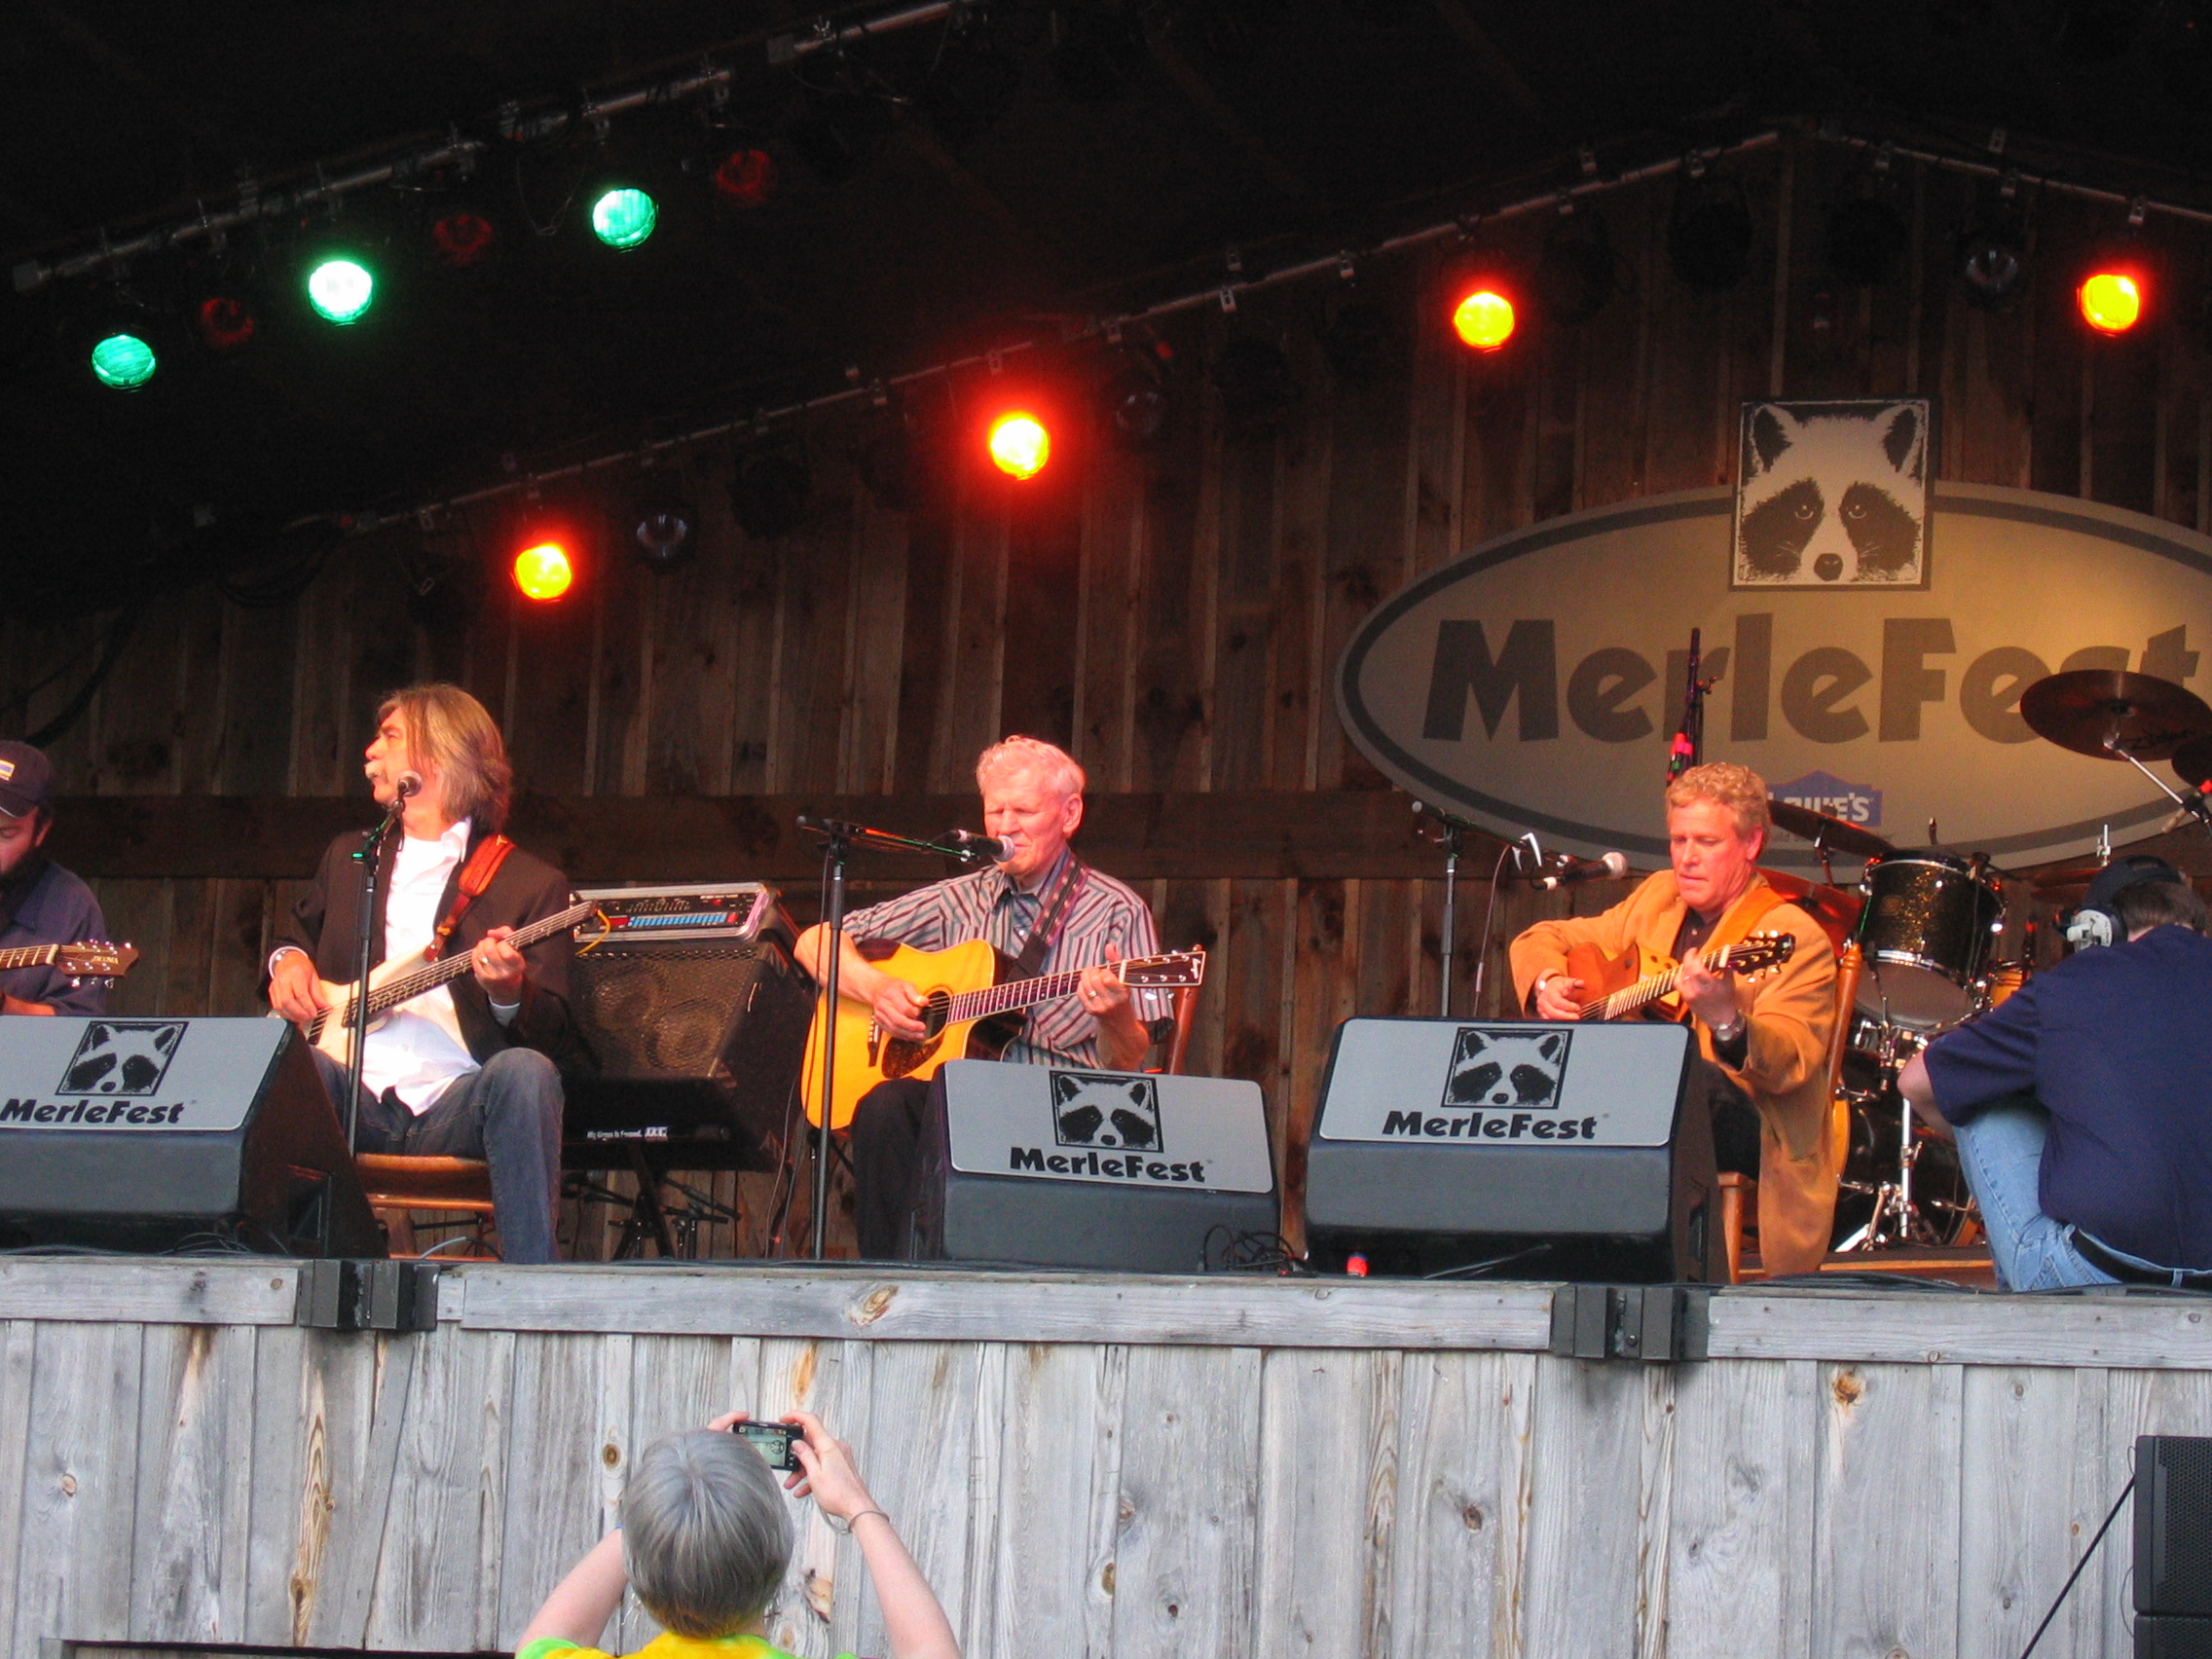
[1708,1290,2212,1369]
[129,1324,257,1641]
[1956,1365,2095,1659]
[1667,1351,1811,1659]
[1385,1349,1526,1659]
[0,1260,297,1326]
[1518,1356,1657,1659]
[0,1324,37,1646]
[843,1342,984,1659]
[492,1334,623,1649]
[10,1320,144,1651]
[984,1345,1120,1659]
[456,1267,1554,1349]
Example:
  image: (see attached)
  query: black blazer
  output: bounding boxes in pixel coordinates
[270,826,592,1074]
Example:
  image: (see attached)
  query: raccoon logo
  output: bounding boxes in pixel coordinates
[1443,1027,1568,1112]
[58,1021,186,1096]
[1050,1071,1162,1151]
[1734,398,1930,587]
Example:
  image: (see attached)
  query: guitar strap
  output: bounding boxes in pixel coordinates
[1699,879,1791,961]
[1013,857,1088,978]
[426,834,516,961]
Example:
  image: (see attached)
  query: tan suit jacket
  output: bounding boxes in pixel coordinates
[1508,870,1840,1276]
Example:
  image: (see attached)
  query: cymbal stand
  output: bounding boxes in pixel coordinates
[1832,1022,1929,1251]
[2106,738,2212,829]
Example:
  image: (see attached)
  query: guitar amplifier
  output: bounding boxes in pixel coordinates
[910,1060,1277,1270]
[0,1017,382,1256]
[1304,1018,1718,1282]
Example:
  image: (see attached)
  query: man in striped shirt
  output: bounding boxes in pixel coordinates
[795,737,1173,1257]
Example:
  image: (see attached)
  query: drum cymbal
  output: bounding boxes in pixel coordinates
[2019,670,2212,761]
[1767,797,1896,861]
[2173,733,2212,790]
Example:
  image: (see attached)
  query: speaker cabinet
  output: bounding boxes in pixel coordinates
[910,1060,1277,1271]
[2140,1435,2212,1659]
[0,1017,382,1256]
[1304,1017,1717,1282]
[566,940,813,1168]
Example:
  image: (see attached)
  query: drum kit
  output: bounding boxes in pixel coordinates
[1772,668,2212,1255]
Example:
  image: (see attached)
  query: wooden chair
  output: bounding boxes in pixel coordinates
[354,1153,501,1259]
[1715,871,1866,1285]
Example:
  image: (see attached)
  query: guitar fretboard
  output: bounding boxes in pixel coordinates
[308,900,597,1039]
[943,965,1103,1026]
[1579,941,1753,1023]
[0,944,56,973]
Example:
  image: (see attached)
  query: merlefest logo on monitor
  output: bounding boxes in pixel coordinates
[1005,1071,1212,1185]
[0,1021,191,1127]
[1337,480,2212,869]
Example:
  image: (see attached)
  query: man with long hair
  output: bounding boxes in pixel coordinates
[266,683,585,1262]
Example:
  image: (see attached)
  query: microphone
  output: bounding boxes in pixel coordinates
[946,829,1013,863]
[395,771,423,800]
[1522,851,1629,891]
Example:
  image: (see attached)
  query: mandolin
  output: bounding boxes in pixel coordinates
[800,938,1206,1129]
[1565,931,1796,1023]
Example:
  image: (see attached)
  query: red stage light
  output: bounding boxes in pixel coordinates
[513,538,573,602]
[987,411,1051,480]
[195,295,257,352]
[431,210,498,270]
[2078,269,2143,335]
[1452,284,1517,350]
[712,149,778,208]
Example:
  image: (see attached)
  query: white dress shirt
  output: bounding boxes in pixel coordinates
[362,817,483,1113]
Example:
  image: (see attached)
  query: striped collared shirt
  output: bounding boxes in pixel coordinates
[839,850,1172,1068]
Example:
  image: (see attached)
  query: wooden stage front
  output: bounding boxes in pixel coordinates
[2,1259,2206,1659]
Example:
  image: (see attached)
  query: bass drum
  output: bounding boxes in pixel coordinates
[1854,853,2006,1030]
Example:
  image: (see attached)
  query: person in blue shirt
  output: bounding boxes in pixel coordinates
[0,740,109,1018]
[1899,855,2212,1291]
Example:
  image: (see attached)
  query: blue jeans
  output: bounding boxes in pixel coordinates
[313,1048,565,1264]
[1950,1098,2118,1292]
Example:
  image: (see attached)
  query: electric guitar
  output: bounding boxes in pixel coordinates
[800,939,1207,1129]
[292,899,599,1066]
[1566,931,1796,1023]
[0,940,139,986]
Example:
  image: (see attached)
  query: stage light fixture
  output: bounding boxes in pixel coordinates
[512,536,574,602]
[88,331,157,390]
[627,474,699,568]
[987,410,1051,479]
[730,444,814,537]
[430,209,498,269]
[1956,207,2028,310]
[1101,340,1173,449]
[1451,283,1516,350]
[1211,337,1302,433]
[590,187,658,249]
[306,257,375,324]
[194,294,258,352]
[1538,208,1620,326]
[1669,171,1753,291]
[2079,266,2144,334]
[711,148,778,208]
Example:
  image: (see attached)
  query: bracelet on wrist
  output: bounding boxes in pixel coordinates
[825,1507,890,1536]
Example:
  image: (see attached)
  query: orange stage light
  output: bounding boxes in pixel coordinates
[513,539,574,602]
[987,411,1051,480]
[2078,270,2143,335]
[1452,286,1516,350]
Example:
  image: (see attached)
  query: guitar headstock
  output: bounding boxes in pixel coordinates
[1725,931,1796,979]
[58,940,138,984]
[1119,947,1207,988]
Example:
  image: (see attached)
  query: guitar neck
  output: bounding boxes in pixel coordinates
[944,964,1100,1026]
[313,900,596,1033]
[1580,941,1745,1023]
[0,944,55,973]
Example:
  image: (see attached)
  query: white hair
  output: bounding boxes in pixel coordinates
[621,1428,792,1638]
[976,736,1085,799]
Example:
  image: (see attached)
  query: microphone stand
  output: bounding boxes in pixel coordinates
[795,815,987,1261]
[330,795,403,1255]
[1414,800,1492,1018]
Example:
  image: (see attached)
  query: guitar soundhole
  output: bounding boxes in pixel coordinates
[920,990,951,1039]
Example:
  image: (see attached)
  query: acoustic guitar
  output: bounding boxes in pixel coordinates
[800,939,1207,1129]
[0,940,140,987]
[1566,931,1796,1023]
[292,899,599,1066]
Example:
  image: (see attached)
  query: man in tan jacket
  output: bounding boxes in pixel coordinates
[1509,762,1840,1276]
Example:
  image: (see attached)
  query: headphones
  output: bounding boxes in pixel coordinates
[2064,855,2189,950]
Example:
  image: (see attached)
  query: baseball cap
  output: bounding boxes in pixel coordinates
[2082,853,2188,918]
[0,742,54,820]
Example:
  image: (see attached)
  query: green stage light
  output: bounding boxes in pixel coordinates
[89,332,157,389]
[590,187,657,249]
[306,258,375,324]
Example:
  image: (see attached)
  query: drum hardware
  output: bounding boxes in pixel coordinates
[1852,851,2008,1030]
[2020,668,2212,830]
[1766,798,1895,887]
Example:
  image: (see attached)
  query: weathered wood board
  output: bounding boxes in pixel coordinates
[1,1264,2208,1659]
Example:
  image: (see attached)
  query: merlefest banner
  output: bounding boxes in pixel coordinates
[1336,483,2212,868]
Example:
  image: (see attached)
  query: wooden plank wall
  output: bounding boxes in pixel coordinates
[6,136,2209,1248]
[5,1271,2212,1659]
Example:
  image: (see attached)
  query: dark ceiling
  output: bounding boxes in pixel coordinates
[7,0,2212,611]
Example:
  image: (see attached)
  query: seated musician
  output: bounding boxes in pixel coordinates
[264,684,587,1263]
[1899,856,2212,1291]
[1508,762,1840,1276]
[0,741,110,1017]
[795,737,1174,1258]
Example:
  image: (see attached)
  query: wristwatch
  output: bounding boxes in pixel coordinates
[1711,1011,1748,1044]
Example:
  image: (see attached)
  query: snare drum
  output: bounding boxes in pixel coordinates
[1854,853,2005,1029]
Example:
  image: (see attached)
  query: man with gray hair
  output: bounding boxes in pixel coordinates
[796,735,1173,1257]
[519,1407,958,1659]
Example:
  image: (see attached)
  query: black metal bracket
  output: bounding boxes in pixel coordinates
[296,1259,441,1332]
[1548,1283,1711,1363]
